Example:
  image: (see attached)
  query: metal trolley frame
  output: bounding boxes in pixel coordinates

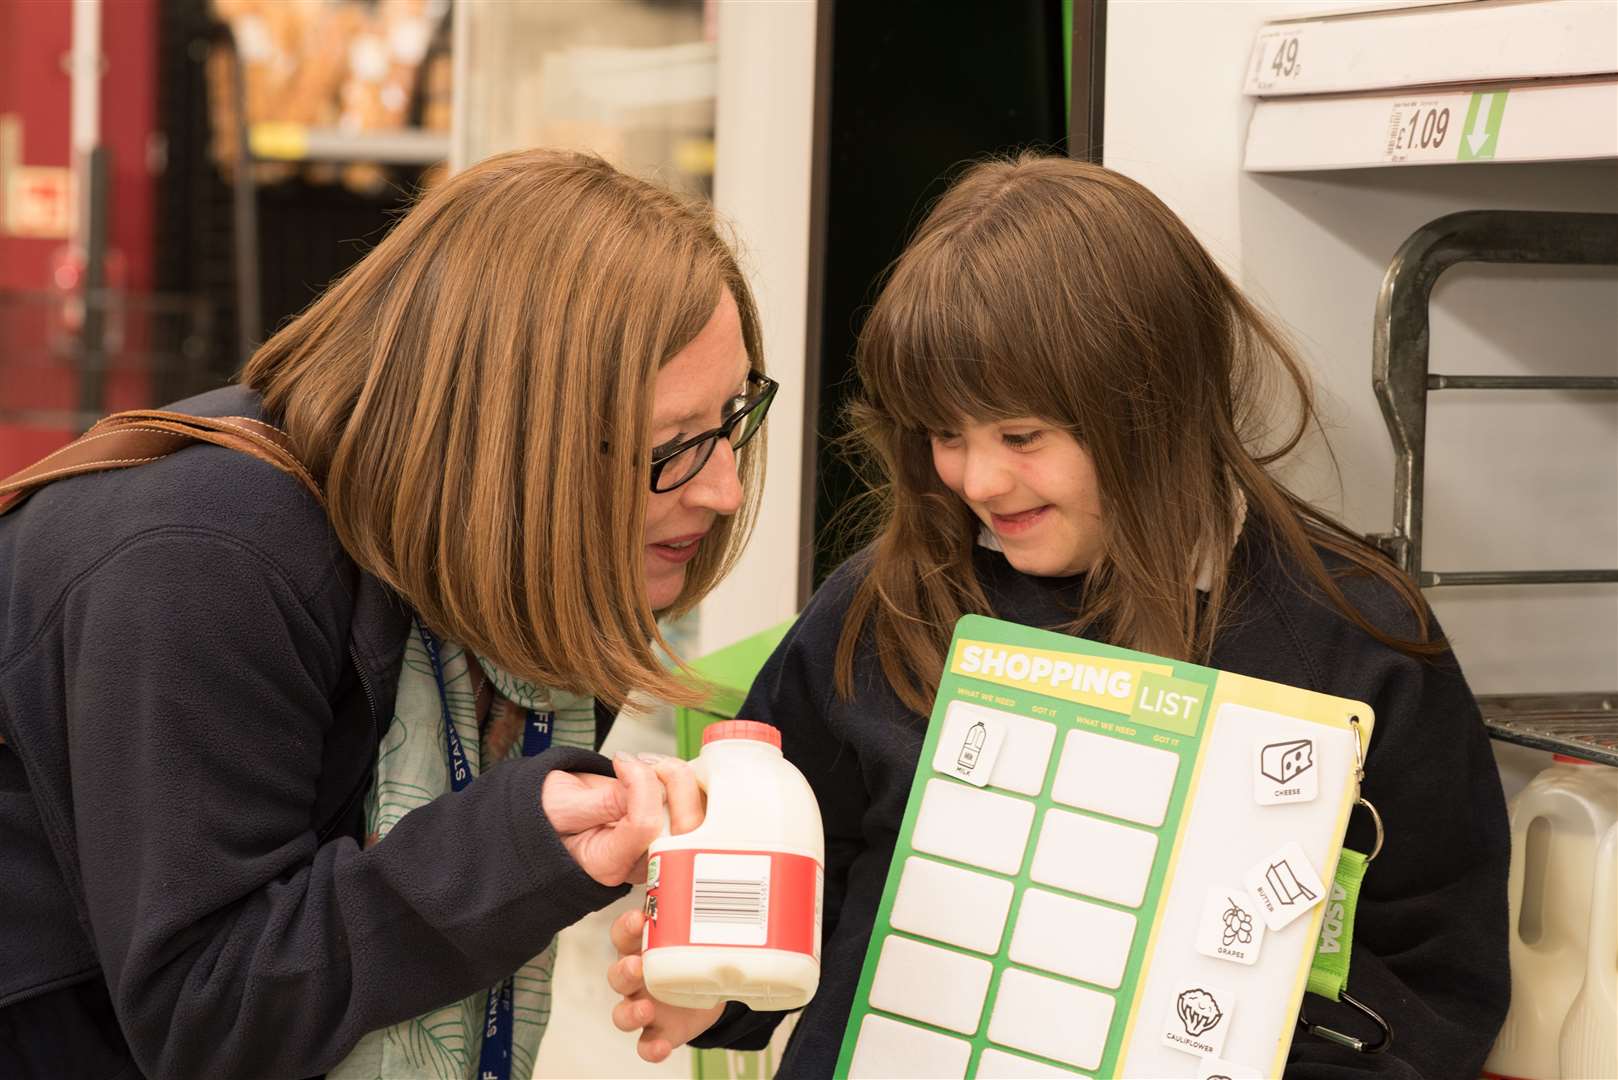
[1369,209,1618,765]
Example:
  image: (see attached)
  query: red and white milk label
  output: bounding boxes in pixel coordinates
[643,849,822,958]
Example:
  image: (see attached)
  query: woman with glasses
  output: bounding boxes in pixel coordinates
[0,149,771,1080]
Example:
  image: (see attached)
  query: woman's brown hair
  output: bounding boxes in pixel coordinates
[837,153,1439,714]
[243,148,764,707]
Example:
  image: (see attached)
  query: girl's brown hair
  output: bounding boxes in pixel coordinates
[244,148,764,707]
[837,153,1437,714]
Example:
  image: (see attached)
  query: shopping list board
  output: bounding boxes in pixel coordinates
[835,615,1372,1079]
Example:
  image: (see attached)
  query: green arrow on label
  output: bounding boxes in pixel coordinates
[1457,91,1508,161]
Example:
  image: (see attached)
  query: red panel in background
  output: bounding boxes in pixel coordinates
[101,0,158,295]
[0,0,158,476]
[0,0,71,293]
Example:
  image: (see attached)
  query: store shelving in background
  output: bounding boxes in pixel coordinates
[1242,0,1618,171]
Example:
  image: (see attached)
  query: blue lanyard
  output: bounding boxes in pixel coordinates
[416,621,553,1080]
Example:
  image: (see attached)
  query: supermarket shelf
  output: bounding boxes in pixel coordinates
[1426,375,1618,391]
[1244,76,1618,171]
[247,123,450,165]
[1245,0,1616,97]
[1421,569,1618,588]
[1478,694,1618,767]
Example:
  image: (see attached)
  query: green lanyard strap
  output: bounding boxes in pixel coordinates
[1297,715,1393,1055]
[1307,847,1369,1000]
[1308,716,1382,1002]
[1300,843,1391,1053]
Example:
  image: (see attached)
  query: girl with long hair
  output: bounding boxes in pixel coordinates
[609,154,1509,1078]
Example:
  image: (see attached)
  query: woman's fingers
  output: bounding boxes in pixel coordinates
[539,770,624,834]
[544,759,671,885]
[574,755,661,882]
[613,754,667,837]
[653,757,706,835]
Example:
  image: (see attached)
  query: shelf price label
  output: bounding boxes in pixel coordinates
[1383,97,1455,163]
[1248,28,1308,92]
[1383,91,1508,164]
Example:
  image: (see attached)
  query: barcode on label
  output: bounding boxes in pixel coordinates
[690,853,771,946]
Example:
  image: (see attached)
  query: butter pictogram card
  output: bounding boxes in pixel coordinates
[1244,841,1327,931]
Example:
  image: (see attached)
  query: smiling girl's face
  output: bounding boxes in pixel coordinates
[930,416,1104,578]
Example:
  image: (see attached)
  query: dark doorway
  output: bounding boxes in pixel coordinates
[802,0,1087,594]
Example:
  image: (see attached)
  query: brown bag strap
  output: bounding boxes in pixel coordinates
[0,410,324,517]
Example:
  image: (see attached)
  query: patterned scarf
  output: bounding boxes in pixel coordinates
[329,624,596,1080]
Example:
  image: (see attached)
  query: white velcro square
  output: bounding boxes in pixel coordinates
[976,1047,1087,1078]
[848,1014,972,1079]
[1008,887,1137,989]
[1029,808,1160,908]
[891,856,1015,955]
[912,779,1036,876]
[1050,728,1180,827]
[867,935,994,1036]
[987,967,1116,1071]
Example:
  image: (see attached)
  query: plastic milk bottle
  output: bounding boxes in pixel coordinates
[641,720,824,1010]
[1485,757,1618,1080]
[1558,820,1617,1080]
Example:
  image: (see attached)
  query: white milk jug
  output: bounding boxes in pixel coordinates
[641,720,824,1011]
[1485,757,1618,1080]
[1558,820,1617,1079]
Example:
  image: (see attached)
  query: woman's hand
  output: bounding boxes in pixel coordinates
[541,754,668,887]
[607,756,719,1061]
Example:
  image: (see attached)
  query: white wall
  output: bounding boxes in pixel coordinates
[1105,0,1618,696]
[695,0,818,656]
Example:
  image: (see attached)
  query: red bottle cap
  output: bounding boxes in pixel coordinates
[702,719,782,749]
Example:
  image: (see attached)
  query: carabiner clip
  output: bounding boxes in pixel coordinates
[1348,714,1367,791]
[1346,715,1384,863]
[1297,991,1393,1054]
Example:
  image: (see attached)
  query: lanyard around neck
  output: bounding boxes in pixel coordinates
[415,620,554,1080]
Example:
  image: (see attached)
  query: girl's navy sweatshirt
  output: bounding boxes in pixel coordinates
[693,529,1511,1079]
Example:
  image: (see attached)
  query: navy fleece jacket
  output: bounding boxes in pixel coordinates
[0,386,626,1078]
[693,531,1511,1079]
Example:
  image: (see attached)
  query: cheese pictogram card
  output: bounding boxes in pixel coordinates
[836,615,1372,1079]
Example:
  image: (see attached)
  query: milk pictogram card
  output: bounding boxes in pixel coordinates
[930,701,1011,788]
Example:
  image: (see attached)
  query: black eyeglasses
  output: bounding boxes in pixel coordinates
[649,371,778,493]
